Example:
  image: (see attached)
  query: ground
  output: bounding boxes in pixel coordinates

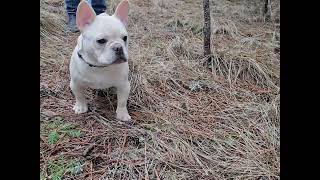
[40,0,280,179]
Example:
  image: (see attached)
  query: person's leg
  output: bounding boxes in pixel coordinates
[65,0,80,16]
[91,0,107,15]
[65,0,80,32]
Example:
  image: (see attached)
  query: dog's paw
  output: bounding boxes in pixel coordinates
[73,103,88,114]
[117,113,131,121]
[116,108,131,121]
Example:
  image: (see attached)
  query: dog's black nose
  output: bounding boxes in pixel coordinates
[112,45,123,55]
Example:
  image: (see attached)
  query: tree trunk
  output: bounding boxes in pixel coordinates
[263,0,271,22]
[203,0,211,63]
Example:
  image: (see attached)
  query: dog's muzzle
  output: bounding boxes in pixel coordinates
[111,44,127,64]
[113,45,123,55]
[113,57,127,64]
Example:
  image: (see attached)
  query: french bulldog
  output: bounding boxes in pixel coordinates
[69,0,131,121]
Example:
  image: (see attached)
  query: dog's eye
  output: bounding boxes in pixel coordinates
[123,36,127,42]
[97,39,107,44]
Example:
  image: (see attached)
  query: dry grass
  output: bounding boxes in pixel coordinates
[40,0,280,179]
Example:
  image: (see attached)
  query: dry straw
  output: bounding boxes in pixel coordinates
[41,0,280,179]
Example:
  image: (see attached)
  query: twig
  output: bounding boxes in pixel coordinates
[83,144,95,157]
[90,111,111,127]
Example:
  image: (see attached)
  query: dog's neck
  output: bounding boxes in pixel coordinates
[77,51,109,68]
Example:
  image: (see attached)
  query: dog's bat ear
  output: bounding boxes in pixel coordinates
[76,0,96,31]
[113,0,129,26]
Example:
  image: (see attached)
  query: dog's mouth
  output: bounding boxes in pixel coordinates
[112,58,127,64]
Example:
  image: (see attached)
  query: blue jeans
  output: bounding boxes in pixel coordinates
[65,0,107,16]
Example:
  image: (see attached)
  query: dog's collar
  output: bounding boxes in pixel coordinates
[77,51,109,68]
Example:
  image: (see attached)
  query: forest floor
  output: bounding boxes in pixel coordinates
[40,0,280,179]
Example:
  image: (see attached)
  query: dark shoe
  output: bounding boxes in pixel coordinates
[67,15,79,33]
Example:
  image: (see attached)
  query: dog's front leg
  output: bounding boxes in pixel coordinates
[116,81,131,121]
[70,80,88,114]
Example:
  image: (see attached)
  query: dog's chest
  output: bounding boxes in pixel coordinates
[78,63,129,89]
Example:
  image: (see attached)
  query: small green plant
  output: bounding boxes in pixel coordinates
[68,130,81,137]
[47,155,82,180]
[43,118,81,145]
[48,130,59,145]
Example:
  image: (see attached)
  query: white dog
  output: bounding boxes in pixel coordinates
[69,0,131,121]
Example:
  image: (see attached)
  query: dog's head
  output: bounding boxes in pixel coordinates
[76,0,129,65]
